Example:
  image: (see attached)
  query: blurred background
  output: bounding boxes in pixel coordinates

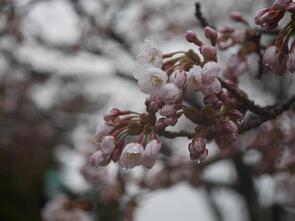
[0,0,295,221]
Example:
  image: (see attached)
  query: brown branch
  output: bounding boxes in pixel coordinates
[158,130,195,139]
[240,95,295,133]
[219,78,274,116]
[194,2,212,28]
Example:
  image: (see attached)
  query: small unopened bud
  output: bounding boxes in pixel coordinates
[201,45,217,61]
[204,26,217,46]
[185,31,203,46]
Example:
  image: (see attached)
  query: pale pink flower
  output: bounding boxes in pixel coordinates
[136,40,163,68]
[95,124,114,143]
[89,151,105,167]
[134,65,168,95]
[159,83,183,103]
[119,143,144,169]
[201,61,221,84]
[187,65,203,91]
[100,136,116,156]
[143,139,162,169]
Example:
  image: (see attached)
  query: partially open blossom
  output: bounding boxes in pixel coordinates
[136,40,163,68]
[134,65,168,95]
[119,143,144,169]
[201,61,221,84]
[143,139,162,169]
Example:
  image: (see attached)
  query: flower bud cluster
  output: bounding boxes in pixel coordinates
[255,0,294,30]
[255,1,295,75]
[134,28,223,132]
[90,108,162,169]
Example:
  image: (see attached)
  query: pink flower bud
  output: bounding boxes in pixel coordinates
[145,96,164,113]
[159,83,183,103]
[185,31,203,46]
[227,109,243,122]
[286,3,295,13]
[160,104,177,116]
[155,118,166,130]
[202,79,222,95]
[95,124,114,143]
[263,46,287,75]
[119,143,144,169]
[204,26,217,46]
[201,61,221,84]
[103,108,120,122]
[201,45,217,61]
[203,94,222,109]
[143,139,162,169]
[187,65,203,91]
[223,121,238,134]
[164,116,178,126]
[255,8,269,24]
[203,94,218,106]
[89,151,105,167]
[174,70,187,88]
[101,136,116,156]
